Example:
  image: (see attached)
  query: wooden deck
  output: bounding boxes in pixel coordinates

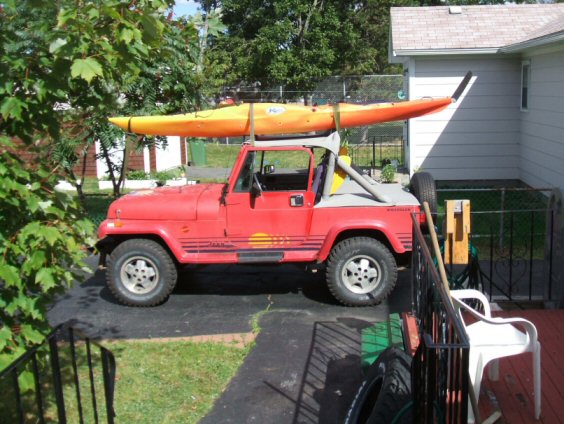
[478,309,564,424]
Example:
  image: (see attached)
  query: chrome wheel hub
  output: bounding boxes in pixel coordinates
[120,256,159,294]
[341,255,382,294]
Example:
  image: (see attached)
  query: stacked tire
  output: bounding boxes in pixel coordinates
[410,172,437,218]
[345,347,412,424]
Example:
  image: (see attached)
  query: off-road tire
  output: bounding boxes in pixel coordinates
[410,172,437,217]
[106,239,177,306]
[345,347,413,424]
[326,237,397,306]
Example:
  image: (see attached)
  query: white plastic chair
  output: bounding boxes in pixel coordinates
[450,289,541,421]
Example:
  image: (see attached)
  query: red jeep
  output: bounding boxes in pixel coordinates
[96,132,435,306]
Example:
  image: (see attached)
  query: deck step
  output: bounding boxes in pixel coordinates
[361,313,404,374]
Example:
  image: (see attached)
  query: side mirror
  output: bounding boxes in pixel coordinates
[251,181,262,197]
[264,164,275,174]
[251,174,263,197]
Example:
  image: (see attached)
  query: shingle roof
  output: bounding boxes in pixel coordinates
[391,4,564,51]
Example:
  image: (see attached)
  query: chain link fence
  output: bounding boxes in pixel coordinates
[435,185,552,302]
[218,75,406,168]
[436,185,550,249]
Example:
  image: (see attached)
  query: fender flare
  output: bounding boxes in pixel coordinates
[97,222,186,262]
[317,223,408,261]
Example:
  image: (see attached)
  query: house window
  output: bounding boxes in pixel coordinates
[521,61,530,111]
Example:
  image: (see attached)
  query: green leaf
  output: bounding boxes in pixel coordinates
[0,265,20,287]
[27,195,39,213]
[141,14,164,43]
[71,58,104,84]
[57,8,77,27]
[120,28,139,44]
[42,226,61,246]
[20,324,45,345]
[0,326,11,352]
[49,38,68,54]
[38,200,53,211]
[0,97,26,120]
[87,7,100,20]
[35,268,56,290]
[18,370,35,394]
[22,250,47,274]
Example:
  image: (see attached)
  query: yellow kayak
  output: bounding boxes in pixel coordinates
[109,98,452,137]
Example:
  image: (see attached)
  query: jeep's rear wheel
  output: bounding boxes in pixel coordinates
[107,239,177,306]
[326,237,397,306]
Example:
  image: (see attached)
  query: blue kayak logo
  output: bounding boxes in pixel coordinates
[266,106,286,115]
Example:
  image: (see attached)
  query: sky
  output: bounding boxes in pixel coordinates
[172,0,200,18]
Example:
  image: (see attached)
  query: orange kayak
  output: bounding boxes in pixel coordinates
[110,97,452,137]
[110,72,474,137]
[109,98,452,137]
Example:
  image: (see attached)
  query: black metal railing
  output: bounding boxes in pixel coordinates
[0,324,116,424]
[432,208,554,304]
[435,187,555,304]
[411,213,470,423]
[349,136,404,169]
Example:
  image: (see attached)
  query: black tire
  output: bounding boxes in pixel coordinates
[345,347,413,424]
[326,237,397,306]
[106,239,178,306]
[410,172,437,217]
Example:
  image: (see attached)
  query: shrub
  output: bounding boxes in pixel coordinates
[381,164,396,183]
[127,170,150,180]
[0,140,94,371]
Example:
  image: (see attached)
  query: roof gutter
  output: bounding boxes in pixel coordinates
[501,31,564,53]
[392,47,500,57]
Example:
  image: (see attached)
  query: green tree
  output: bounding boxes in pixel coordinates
[210,0,430,102]
[215,0,365,103]
[0,0,174,369]
[61,7,226,199]
[90,14,201,197]
[345,0,417,75]
[190,6,228,107]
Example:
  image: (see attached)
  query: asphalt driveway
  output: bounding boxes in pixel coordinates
[48,255,412,423]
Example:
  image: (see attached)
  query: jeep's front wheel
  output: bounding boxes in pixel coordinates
[107,239,178,306]
[326,237,397,306]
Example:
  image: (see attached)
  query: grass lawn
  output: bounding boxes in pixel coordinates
[1,339,253,423]
[106,340,251,423]
[203,144,241,168]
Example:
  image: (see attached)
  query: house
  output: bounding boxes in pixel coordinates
[93,136,189,179]
[389,4,564,188]
[12,136,189,183]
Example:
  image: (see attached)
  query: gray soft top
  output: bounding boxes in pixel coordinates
[315,178,419,208]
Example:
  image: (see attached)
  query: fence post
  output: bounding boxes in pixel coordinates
[49,336,67,424]
[372,137,376,168]
[545,188,564,308]
[101,348,117,424]
[499,188,506,251]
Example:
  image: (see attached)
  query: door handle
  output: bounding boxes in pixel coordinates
[290,194,304,207]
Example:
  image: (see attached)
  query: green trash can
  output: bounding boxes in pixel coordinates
[189,140,207,166]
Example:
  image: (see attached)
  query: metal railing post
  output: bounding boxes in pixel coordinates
[49,336,67,424]
[0,324,117,424]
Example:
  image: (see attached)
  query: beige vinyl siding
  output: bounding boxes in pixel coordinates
[408,57,521,180]
[520,48,564,188]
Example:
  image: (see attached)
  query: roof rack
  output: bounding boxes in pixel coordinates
[252,131,341,155]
